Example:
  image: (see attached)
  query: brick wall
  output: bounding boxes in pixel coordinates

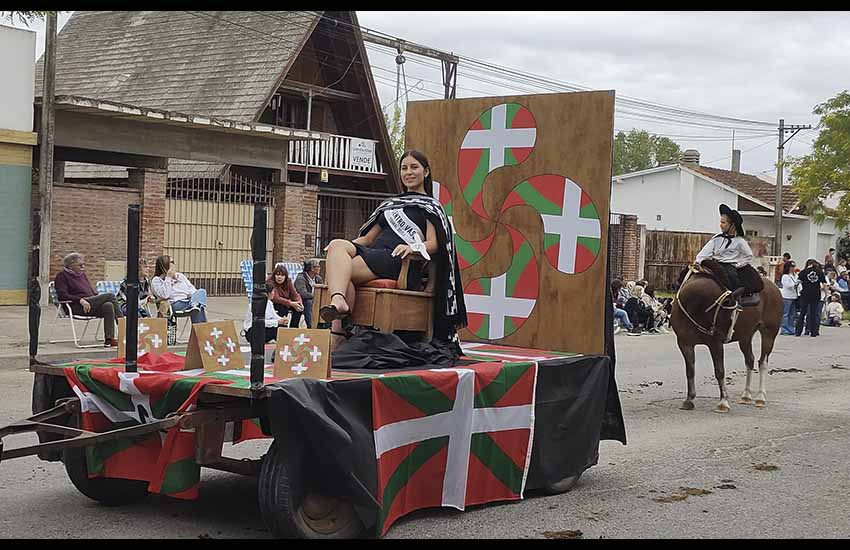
[620,214,640,282]
[49,183,140,283]
[129,168,166,263]
[274,182,318,262]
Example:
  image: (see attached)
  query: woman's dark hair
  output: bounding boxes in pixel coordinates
[267,263,290,290]
[645,285,656,297]
[782,260,795,275]
[154,255,171,278]
[611,279,623,294]
[399,149,433,196]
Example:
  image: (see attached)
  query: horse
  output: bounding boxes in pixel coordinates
[670,265,783,413]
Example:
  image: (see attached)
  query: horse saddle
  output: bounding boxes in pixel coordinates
[691,260,763,307]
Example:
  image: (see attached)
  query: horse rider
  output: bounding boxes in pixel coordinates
[694,204,764,302]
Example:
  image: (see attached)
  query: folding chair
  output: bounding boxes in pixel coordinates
[47,281,103,348]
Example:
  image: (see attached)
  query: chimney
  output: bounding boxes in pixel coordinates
[681,149,700,167]
[731,149,741,173]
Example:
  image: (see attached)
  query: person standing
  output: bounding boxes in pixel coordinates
[54,252,123,347]
[779,261,800,335]
[795,259,827,338]
[294,259,323,328]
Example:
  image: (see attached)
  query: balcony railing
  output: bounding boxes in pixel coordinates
[288,133,385,175]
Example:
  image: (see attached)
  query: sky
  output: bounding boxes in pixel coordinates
[9,10,848,179]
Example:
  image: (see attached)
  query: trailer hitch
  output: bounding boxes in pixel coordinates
[0,398,261,465]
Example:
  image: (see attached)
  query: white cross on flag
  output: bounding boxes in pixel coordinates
[460,103,537,172]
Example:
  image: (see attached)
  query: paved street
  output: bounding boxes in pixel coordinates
[0,325,848,538]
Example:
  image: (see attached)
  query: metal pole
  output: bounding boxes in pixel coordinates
[38,12,57,295]
[303,88,313,187]
[125,205,141,373]
[250,205,268,396]
[774,119,784,256]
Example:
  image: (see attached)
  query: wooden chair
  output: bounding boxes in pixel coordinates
[312,257,437,339]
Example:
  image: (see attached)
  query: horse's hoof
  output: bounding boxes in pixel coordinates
[713,403,731,413]
[738,396,753,405]
[754,400,766,408]
[680,400,695,410]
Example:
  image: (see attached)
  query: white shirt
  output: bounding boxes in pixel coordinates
[242,300,284,332]
[151,272,197,303]
[780,274,800,300]
[826,301,844,319]
[695,235,753,268]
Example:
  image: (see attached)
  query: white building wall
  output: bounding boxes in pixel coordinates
[0,25,36,131]
[611,167,737,232]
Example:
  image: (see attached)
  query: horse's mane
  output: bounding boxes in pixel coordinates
[677,259,731,290]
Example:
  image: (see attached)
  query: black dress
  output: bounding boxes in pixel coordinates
[351,206,427,288]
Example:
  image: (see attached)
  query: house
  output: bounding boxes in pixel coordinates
[0,25,37,305]
[611,149,839,284]
[34,11,398,294]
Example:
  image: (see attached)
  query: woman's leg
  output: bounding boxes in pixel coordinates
[330,282,356,349]
[303,299,313,328]
[325,239,377,314]
[289,309,303,329]
[781,298,794,334]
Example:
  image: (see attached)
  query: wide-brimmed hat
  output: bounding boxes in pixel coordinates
[719,203,744,235]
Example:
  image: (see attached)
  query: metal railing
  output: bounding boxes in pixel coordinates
[288,133,385,175]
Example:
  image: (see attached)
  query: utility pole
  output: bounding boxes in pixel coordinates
[361,30,459,99]
[773,118,812,256]
[29,11,57,366]
[37,12,57,296]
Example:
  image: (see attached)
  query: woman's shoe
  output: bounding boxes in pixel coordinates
[320,292,350,323]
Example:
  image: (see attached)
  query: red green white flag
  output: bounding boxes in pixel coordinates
[64,362,230,499]
[373,361,538,535]
[457,103,537,218]
[502,174,601,274]
[463,225,538,340]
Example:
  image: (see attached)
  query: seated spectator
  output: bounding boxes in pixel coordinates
[836,272,850,308]
[242,299,288,344]
[54,252,123,347]
[823,294,844,327]
[294,259,323,328]
[837,258,847,277]
[642,285,669,333]
[610,280,634,335]
[118,259,153,318]
[623,282,652,335]
[268,263,304,328]
[151,255,207,323]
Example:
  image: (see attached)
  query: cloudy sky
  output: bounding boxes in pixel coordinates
[11,11,848,178]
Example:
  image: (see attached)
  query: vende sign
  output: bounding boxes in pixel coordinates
[349,138,375,170]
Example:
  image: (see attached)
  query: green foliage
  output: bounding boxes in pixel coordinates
[837,234,850,262]
[613,129,683,176]
[788,90,850,229]
[384,104,405,163]
[2,11,56,26]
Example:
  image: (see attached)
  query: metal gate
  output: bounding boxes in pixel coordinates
[165,173,275,296]
[316,193,384,255]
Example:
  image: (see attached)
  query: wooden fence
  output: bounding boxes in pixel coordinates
[644,230,713,289]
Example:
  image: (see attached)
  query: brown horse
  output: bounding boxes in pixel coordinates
[670,268,783,413]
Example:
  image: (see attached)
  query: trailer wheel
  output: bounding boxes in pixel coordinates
[63,447,150,506]
[543,472,583,495]
[258,441,365,539]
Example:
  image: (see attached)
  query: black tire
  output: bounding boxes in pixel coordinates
[258,441,365,539]
[62,446,150,506]
[543,471,583,495]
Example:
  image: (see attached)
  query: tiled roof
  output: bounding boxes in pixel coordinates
[691,165,800,214]
[35,11,318,121]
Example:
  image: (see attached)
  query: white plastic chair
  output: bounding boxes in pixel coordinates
[48,281,103,348]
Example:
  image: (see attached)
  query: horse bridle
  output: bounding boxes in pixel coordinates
[674,265,742,341]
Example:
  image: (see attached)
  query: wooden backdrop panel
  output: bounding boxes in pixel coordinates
[406,91,614,354]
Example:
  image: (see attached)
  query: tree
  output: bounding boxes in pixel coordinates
[1,11,56,26]
[613,129,683,176]
[788,90,850,230]
[384,104,405,163]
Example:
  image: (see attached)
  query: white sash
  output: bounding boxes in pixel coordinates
[385,208,431,260]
